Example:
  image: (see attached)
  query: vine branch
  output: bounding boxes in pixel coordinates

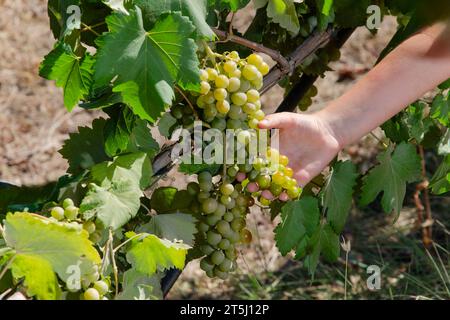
[213,28,291,75]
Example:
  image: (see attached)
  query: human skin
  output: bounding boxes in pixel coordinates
[259,22,450,187]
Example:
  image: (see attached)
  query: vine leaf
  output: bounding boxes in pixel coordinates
[430,92,450,126]
[139,213,197,246]
[117,269,162,300]
[135,0,215,39]
[39,43,94,111]
[3,212,101,299]
[126,233,190,276]
[94,8,200,122]
[274,197,320,256]
[360,142,421,215]
[304,223,340,275]
[60,118,111,174]
[430,155,450,195]
[126,119,160,156]
[91,152,153,190]
[104,107,136,157]
[322,161,358,234]
[158,112,178,138]
[80,180,141,230]
[266,0,300,36]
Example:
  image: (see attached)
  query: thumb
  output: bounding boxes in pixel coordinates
[258,112,294,129]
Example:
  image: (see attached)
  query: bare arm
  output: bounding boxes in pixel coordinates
[318,22,450,147]
[259,22,450,186]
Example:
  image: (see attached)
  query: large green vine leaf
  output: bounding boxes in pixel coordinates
[360,143,421,215]
[126,233,190,276]
[39,43,94,111]
[304,223,340,275]
[94,8,200,122]
[274,197,320,256]
[80,180,142,230]
[59,118,111,174]
[322,161,357,234]
[3,212,101,300]
[135,0,215,39]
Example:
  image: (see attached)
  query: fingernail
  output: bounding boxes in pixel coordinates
[258,120,268,127]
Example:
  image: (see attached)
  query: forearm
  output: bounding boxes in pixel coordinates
[317,23,450,148]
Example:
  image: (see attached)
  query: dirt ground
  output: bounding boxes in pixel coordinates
[0,0,405,299]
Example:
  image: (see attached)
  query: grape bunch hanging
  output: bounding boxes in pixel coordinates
[171,49,303,279]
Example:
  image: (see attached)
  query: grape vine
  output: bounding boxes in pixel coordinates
[0,0,449,300]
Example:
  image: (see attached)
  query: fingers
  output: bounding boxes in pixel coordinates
[258,112,294,129]
[293,170,311,188]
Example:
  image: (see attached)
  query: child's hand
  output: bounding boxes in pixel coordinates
[258,112,342,187]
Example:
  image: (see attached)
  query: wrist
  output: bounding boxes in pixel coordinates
[315,108,348,151]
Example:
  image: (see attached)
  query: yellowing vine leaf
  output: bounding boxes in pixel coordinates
[3,212,101,300]
[126,233,190,276]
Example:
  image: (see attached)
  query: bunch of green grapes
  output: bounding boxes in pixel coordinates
[49,199,107,298]
[193,51,269,131]
[50,198,102,243]
[188,171,252,280]
[236,148,302,206]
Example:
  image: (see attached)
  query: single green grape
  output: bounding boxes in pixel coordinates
[206,231,222,246]
[215,75,230,88]
[202,198,219,214]
[64,205,79,220]
[83,221,96,234]
[200,258,215,272]
[247,53,263,67]
[214,88,228,101]
[51,206,65,221]
[211,250,225,265]
[84,288,100,300]
[246,89,260,103]
[93,280,109,296]
[231,92,247,106]
[62,198,74,209]
[201,244,215,255]
[227,77,241,92]
[242,65,259,81]
[216,220,231,236]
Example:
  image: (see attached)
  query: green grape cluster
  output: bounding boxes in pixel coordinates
[238,148,302,206]
[188,171,252,280]
[169,50,303,280]
[49,198,102,244]
[193,51,269,131]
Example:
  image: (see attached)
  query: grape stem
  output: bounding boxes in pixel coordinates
[213,28,291,75]
[108,229,119,298]
[0,255,15,282]
[175,86,199,118]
